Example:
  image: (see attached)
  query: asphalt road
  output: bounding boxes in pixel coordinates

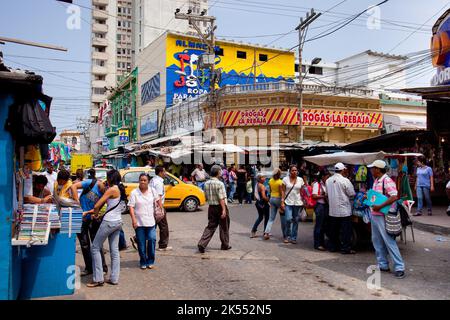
[51,203,450,300]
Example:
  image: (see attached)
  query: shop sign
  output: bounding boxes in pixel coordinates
[119,129,129,143]
[302,109,382,128]
[219,108,382,129]
[140,110,159,136]
[219,108,299,127]
[430,11,450,85]
[102,137,110,147]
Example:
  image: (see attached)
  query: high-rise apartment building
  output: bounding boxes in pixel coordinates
[90,0,133,122]
[133,0,208,54]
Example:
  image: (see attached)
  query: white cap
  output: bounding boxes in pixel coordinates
[334,162,347,171]
[367,160,387,169]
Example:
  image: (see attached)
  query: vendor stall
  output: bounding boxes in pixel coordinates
[1,69,77,300]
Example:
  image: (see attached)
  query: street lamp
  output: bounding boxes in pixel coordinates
[299,56,321,142]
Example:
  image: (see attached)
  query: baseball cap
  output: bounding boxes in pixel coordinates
[334,162,347,171]
[367,160,387,169]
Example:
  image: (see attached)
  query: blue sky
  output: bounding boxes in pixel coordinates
[0,0,448,133]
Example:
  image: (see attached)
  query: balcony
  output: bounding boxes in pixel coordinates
[91,80,106,88]
[218,80,375,98]
[93,23,108,33]
[105,125,118,137]
[93,0,108,5]
[117,118,131,129]
[92,51,108,60]
[91,94,106,103]
[92,9,108,20]
[92,37,108,47]
[92,65,108,75]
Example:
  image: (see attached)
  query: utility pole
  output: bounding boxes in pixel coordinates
[296,9,321,142]
[175,8,217,129]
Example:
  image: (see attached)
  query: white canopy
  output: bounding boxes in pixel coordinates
[304,151,386,166]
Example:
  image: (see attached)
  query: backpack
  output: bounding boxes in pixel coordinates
[5,98,56,145]
[301,184,316,209]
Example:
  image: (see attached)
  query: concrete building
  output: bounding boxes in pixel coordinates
[90,0,133,122]
[133,0,208,54]
[296,50,426,133]
[59,130,82,152]
[134,31,295,143]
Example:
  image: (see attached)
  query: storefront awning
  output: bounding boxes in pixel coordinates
[402,85,450,100]
[344,130,433,153]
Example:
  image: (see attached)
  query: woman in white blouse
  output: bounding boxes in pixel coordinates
[128,173,162,270]
[281,165,305,244]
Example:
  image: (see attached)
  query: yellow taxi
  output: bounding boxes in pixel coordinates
[119,167,206,212]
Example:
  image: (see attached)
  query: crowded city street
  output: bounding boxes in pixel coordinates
[2,0,450,306]
[47,202,449,300]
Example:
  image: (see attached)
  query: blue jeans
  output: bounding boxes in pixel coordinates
[119,228,127,250]
[416,186,432,213]
[371,215,405,272]
[197,181,206,191]
[229,183,236,200]
[135,226,156,267]
[252,202,270,233]
[246,192,252,204]
[264,197,286,238]
[92,220,122,283]
[284,205,302,241]
[314,203,329,248]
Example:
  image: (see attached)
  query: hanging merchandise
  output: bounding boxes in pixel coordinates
[355,165,368,182]
[5,98,56,145]
[24,145,42,172]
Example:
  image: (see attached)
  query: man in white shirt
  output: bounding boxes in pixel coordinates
[191,164,208,191]
[150,165,172,251]
[42,161,58,195]
[325,163,356,254]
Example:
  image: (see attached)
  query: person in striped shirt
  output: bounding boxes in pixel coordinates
[368,160,406,279]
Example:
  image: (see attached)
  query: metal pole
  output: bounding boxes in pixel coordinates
[0,36,67,51]
[298,25,304,142]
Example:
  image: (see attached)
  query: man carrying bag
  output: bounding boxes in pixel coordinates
[367,160,406,279]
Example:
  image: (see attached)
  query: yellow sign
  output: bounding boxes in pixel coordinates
[119,129,129,143]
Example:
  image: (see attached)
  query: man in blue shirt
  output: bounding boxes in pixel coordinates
[71,169,108,276]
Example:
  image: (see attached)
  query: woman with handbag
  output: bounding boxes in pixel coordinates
[84,169,127,287]
[251,174,270,238]
[263,168,286,241]
[128,173,162,270]
[281,165,305,244]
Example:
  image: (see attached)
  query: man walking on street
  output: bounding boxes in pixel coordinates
[191,164,208,191]
[326,163,356,254]
[198,165,231,253]
[368,160,406,279]
[151,165,172,251]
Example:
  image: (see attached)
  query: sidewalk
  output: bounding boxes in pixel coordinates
[411,205,450,235]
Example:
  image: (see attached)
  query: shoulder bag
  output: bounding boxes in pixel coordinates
[381,178,402,237]
[280,180,296,215]
[151,188,165,223]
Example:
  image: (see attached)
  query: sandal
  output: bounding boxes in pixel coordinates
[263,233,270,240]
[106,280,118,285]
[86,281,104,288]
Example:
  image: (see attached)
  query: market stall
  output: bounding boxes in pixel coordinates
[304,151,418,247]
[0,69,79,300]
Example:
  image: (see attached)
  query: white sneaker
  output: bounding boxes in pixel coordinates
[157,246,173,251]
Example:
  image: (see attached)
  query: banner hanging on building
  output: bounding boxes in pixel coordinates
[302,109,383,128]
[219,108,382,128]
[119,129,129,143]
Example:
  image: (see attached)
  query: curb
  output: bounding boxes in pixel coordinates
[411,219,450,236]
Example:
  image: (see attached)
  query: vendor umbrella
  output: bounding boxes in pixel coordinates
[304,151,386,166]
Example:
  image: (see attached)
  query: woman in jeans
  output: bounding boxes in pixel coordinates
[414,156,434,216]
[251,174,270,238]
[263,168,286,241]
[281,165,305,244]
[312,170,330,251]
[128,173,162,270]
[84,169,127,287]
